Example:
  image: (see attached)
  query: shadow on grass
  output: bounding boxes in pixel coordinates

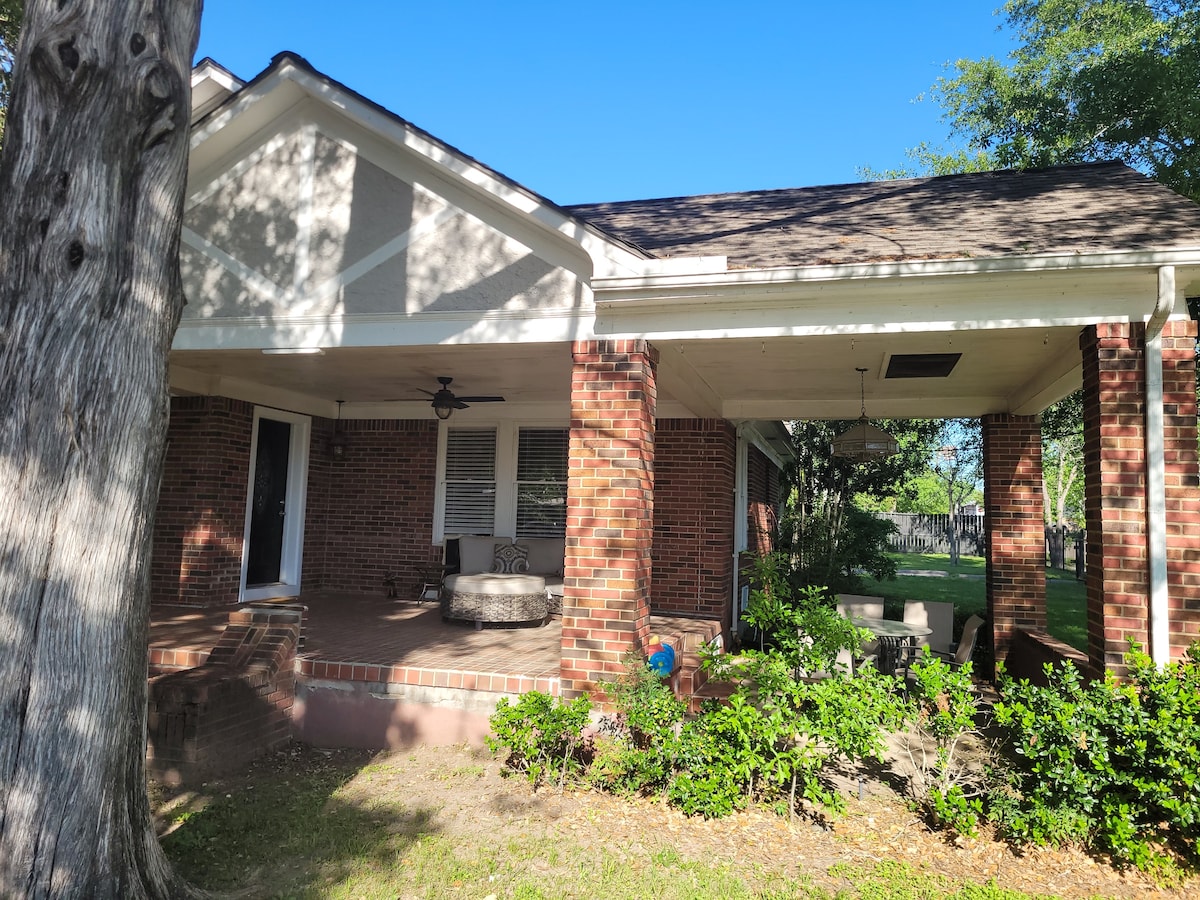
[155,746,442,897]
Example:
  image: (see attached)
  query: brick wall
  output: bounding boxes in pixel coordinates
[982,413,1046,673]
[653,419,736,619]
[303,418,439,596]
[147,605,302,785]
[151,396,253,607]
[1081,321,1200,672]
[561,339,657,699]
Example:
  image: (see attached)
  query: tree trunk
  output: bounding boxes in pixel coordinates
[0,1,201,896]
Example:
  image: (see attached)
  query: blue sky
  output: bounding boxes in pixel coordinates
[195,2,1017,206]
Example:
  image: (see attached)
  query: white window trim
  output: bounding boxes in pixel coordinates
[240,407,311,602]
[434,418,566,543]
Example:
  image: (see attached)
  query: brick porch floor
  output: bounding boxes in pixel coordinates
[149,593,720,698]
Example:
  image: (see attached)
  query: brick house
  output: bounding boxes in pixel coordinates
[159,52,1200,710]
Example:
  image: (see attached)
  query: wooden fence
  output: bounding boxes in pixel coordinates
[878,513,1084,575]
[879,512,986,556]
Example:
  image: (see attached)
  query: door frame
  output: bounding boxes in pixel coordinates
[240,406,311,602]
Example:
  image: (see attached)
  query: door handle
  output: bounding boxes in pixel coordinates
[277,500,286,518]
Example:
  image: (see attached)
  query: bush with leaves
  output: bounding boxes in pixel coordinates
[589,652,686,796]
[900,650,989,837]
[697,632,906,820]
[737,551,867,676]
[989,644,1200,873]
[486,691,592,791]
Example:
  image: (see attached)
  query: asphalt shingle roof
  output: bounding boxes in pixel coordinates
[566,162,1200,269]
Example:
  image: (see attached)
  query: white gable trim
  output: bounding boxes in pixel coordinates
[191,57,661,281]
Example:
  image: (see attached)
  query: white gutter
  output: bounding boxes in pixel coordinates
[732,426,750,637]
[1145,266,1175,668]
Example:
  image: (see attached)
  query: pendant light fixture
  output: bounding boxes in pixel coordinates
[831,368,899,461]
[330,400,348,460]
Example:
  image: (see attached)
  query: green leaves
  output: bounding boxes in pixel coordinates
[932,0,1200,201]
[486,692,592,790]
[989,643,1200,871]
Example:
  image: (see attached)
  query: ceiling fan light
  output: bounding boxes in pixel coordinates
[433,398,454,419]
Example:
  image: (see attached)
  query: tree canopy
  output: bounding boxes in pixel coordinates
[929,0,1200,201]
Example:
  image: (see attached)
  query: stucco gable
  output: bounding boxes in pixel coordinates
[183,119,581,321]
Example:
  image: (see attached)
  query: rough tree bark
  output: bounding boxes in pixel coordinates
[0,0,201,896]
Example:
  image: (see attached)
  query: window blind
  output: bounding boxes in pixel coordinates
[515,428,568,538]
[444,428,497,534]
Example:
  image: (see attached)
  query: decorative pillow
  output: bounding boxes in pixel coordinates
[491,543,530,575]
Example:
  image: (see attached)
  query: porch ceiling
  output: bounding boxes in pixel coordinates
[169,320,1085,423]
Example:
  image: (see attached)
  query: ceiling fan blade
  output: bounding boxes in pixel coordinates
[455,395,505,403]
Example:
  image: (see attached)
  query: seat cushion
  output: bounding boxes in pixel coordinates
[515,537,564,576]
[445,573,547,595]
[458,535,509,574]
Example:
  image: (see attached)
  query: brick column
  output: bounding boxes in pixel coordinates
[561,340,657,699]
[982,413,1046,673]
[1082,321,1200,673]
[1160,320,1200,657]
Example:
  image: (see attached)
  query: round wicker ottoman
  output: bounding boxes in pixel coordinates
[441,573,549,628]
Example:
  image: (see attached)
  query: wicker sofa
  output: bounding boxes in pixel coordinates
[440,536,565,626]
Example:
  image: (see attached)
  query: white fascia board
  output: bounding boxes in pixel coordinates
[172,306,601,352]
[591,251,1200,341]
[261,61,653,279]
[594,248,1200,302]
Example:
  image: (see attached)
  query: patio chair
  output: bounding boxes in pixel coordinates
[902,600,954,657]
[835,594,884,622]
[933,614,985,669]
[835,594,883,674]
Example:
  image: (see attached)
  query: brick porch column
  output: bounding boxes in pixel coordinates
[1082,321,1200,673]
[561,340,657,699]
[982,413,1046,674]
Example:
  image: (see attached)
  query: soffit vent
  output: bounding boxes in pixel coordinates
[885,353,962,379]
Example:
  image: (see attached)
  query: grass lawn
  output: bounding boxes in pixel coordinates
[858,552,1088,652]
[154,745,1152,899]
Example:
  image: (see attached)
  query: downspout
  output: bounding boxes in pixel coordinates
[1145,266,1175,668]
[733,425,750,638]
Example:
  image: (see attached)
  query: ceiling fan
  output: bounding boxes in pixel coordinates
[423,376,505,420]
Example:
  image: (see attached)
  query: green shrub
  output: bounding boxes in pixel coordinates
[989,643,1200,872]
[900,650,987,837]
[591,653,686,796]
[487,691,592,790]
[737,552,867,675]
[687,646,905,819]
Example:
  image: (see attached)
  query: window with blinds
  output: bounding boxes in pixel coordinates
[443,428,497,534]
[515,427,568,538]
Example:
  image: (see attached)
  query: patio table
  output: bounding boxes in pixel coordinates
[851,617,932,676]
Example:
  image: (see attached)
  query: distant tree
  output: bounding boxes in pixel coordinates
[922,0,1200,201]
[0,0,20,147]
[0,0,202,895]
[892,469,982,516]
[783,418,943,589]
[930,420,983,566]
[1041,390,1085,527]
